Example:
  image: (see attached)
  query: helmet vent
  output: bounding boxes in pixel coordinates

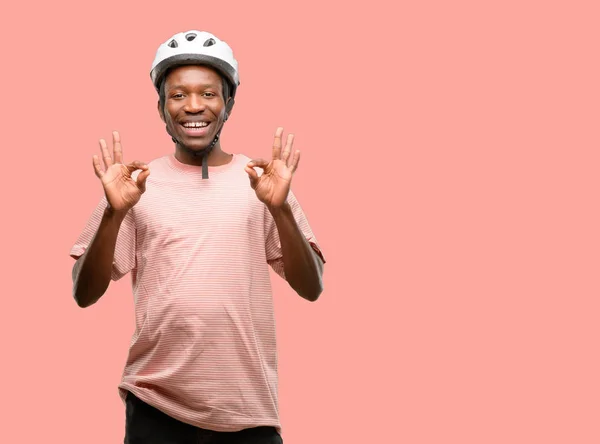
[185,33,197,41]
[168,39,178,48]
[203,38,216,47]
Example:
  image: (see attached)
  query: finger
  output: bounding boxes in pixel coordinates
[113,131,123,164]
[247,158,269,169]
[244,166,259,189]
[290,149,301,174]
[99,139,113,169]
[92,155,104,178]
[127,160,149,173]
[281,133,294,165]
[136,169,151,193]
[272,127,284,160]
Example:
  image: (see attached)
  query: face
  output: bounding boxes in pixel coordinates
[159,65,230,151]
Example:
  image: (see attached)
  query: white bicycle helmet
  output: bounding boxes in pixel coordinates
[151,30,239,98]
[150,30,240,179]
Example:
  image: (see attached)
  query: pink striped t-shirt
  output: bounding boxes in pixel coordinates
[70,152,324,433]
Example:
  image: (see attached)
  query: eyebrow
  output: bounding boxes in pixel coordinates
[167,83,218,90]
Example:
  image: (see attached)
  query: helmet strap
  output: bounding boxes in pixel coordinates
[171,128,223,180]
[194,133,220,179]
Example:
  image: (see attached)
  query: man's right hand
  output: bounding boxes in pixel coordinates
[93,131,150,212]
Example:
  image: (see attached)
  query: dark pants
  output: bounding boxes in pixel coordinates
[124,391,283,444]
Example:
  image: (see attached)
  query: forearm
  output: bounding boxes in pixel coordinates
[72,207,126,307]
[269,202,324,302]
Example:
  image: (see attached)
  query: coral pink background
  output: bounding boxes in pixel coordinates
[1,1,599,442]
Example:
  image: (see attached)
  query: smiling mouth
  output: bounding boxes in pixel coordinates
[181,121,210,130]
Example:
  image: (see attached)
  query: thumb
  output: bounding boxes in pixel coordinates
[136,169,151,193]
[247,158,269,170]
[127,160,148,173]
[244,165,259,189]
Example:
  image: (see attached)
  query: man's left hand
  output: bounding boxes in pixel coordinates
[245,127,300,210]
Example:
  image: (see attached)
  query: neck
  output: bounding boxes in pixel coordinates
[174,142,232,167]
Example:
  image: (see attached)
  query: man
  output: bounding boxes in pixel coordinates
[70,30,325,444]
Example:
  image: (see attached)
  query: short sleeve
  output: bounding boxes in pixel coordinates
[69,195,137,281]
[264,189,325,280]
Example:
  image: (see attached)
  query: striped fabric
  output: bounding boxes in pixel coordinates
[70,153,323,433]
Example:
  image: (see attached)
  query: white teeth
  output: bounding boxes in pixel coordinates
[183,122,208,128]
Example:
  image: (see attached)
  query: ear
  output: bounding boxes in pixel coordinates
[224,97,235,122]
[157,100,165,122]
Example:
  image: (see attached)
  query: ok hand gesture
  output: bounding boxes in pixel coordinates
[245,127,301,210]
[92,131,150,213]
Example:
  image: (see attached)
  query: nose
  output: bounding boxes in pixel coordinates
[184,94,206,113]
